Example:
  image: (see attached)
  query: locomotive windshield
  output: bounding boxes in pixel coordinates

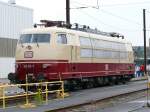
[19,34,50,43]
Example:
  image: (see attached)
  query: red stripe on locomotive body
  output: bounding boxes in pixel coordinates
[16,60,134,81]
[16,60,68,63]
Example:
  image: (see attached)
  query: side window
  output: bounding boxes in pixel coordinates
[32,34,50,43]
[80,36,91,47]
[80,49,92,58]
[120,52,128,59]
[57,34,67,44]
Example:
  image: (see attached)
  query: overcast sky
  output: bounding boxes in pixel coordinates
[2,0,150,46]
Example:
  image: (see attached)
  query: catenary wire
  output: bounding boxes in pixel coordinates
[75,8,142,32]
[71,3,142,31]
[71,1,142,26]
[99,9,142,26]
[72,0,150,8]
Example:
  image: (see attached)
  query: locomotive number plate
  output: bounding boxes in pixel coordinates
[24,51,33,58]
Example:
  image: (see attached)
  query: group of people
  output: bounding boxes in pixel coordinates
[135,64,144,77]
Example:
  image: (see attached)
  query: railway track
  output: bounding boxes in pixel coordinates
[0,80,147,112]
[48,89,147,112]
[45,80,147,112]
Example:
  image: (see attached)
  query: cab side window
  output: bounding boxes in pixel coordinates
[57,34,67,44]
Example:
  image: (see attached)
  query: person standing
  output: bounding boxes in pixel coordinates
[135,65,140,77]
[140,64,144,77]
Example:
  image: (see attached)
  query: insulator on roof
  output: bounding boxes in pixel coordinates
[40,20,66,27]
[110,32,124,39]
[36,20,125,39]
[34,24,37,28]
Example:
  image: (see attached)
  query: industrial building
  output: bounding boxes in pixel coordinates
[0,0,33,78]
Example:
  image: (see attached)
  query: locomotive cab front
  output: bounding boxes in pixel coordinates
[9,27,76,84]
[15,32,52,83]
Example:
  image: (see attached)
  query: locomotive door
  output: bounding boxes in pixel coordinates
[68,34,77,61]
[54,32,73,75]
[68,33,78,72]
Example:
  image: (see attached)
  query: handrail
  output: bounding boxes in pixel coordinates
[0,81,64,109]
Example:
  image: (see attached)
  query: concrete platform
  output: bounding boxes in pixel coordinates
[0,80,146,112]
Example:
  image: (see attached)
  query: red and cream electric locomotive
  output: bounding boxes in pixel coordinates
[8,20,134,89]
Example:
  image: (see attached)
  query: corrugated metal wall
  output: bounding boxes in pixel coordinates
[0,1,33,58]
[0,1,33,78]
[0,1,33,39]
[0,38,17,57]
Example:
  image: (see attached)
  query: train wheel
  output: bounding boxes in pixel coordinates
[80,78,88,89]
[75,79,82,90]
[97,77,104,86]
[122,79,126,84]
[108,77,114,86]
[92,78,97,87]
[115,78,119,85]
[65,80,76,91]
[82,83,87,89]
[103,77,109,85]
[88,78,95,88]
[120,76,126,84]
[29,85,38,92]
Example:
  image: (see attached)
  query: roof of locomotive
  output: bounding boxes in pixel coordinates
[21,27,131,44]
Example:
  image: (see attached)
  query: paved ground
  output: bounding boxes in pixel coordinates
[97,97,150,112]
[0,80,147,112]
[0,78,9,83]
[0,79,24,95]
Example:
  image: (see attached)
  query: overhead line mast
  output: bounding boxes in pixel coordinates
[66,0,70,28]
[143,9,147,74]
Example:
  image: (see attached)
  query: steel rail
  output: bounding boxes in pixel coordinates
[45,87,147,112]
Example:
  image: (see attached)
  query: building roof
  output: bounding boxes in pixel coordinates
[0,0,33,11]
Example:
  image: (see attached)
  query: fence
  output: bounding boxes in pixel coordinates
[0,81,64,109]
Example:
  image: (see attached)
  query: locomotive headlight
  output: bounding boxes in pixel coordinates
[42,64,51,69]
